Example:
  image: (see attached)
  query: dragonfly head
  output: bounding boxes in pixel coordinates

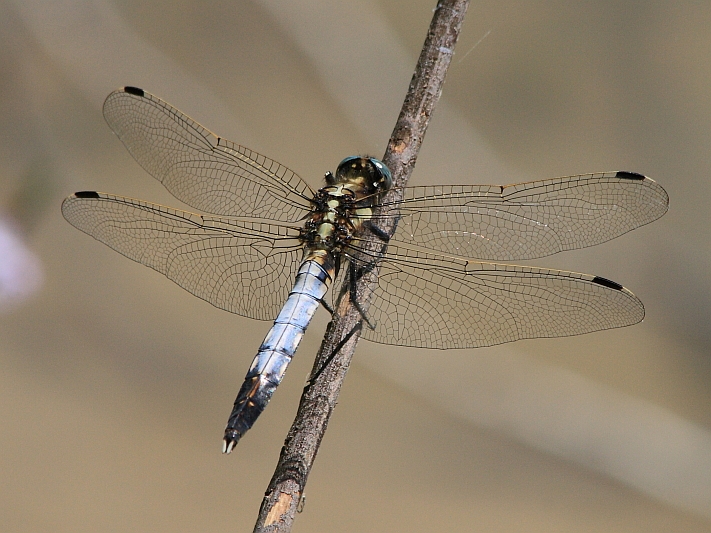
[330,156,393,194]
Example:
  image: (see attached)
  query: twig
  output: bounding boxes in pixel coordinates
[252,1,470,530]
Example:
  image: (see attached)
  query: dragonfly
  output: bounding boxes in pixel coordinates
[62,87,669,453]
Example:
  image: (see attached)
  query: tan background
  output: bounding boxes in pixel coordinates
[1,0,710,531]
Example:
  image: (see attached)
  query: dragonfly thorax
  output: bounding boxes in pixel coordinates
[301,185,366,252]
[301,157,392,254]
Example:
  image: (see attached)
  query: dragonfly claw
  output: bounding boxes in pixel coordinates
[223,435,238,454]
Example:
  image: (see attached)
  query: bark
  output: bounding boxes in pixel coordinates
[253,1,470,530]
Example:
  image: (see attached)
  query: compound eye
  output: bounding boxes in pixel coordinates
[370,159,393,190]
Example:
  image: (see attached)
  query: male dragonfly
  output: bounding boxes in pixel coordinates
[62,87,668,453]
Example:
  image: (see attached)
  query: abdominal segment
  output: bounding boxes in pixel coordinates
[223,258,333,452]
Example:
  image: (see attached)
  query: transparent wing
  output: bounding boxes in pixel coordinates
[340,240,644,349]
[382,172,668,261]
[62,192,304,321]
[103,87,315,222]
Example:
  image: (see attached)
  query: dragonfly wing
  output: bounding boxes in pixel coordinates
[62,192,303,321]
[385,172,668,261]
[103,87,314,222]
[346,242,644,349]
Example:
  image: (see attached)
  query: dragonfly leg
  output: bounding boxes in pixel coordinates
[305,321,362,389]
[349,261,376,329]
[364,220,390,242]
[319,298,334,315]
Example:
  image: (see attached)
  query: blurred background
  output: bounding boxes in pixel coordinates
[1,0,710,531]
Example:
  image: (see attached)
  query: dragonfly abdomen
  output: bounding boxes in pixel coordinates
[223,254,334,453]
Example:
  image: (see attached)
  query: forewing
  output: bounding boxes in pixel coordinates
[62,192,303,320]
[345,241,644,349]
[386,172,668,261]
[103,87,314,221]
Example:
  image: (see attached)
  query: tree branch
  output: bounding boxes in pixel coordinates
[253,1,470,530]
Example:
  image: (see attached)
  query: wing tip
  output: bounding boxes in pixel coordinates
[615,171,646,181]
[123,86,145,97]
[591,276,624,291]
[73,191,100,199]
